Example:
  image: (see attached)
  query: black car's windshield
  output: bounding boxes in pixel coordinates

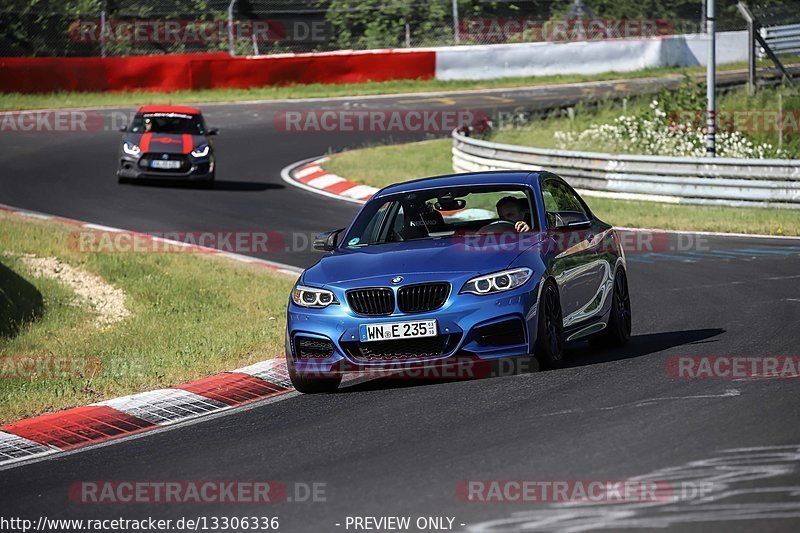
[343,185,537,247]
[129,113,206,135]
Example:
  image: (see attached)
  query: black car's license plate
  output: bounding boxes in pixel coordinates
[150,160,181,169]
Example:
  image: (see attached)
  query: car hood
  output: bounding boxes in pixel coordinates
[125,133,206,154]
[302,234,546,286]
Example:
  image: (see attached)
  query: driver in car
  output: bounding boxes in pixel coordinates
[496,196,531,233]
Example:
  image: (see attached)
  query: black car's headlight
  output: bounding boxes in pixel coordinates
[460,268,533,295]
[122,141,141,156]
[191,144,210,158]
[291,285,338,308]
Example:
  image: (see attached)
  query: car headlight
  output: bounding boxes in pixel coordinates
[191,144,210,157]
[122,141,141,156]
[291,285,338,308]
[461,268,533,295]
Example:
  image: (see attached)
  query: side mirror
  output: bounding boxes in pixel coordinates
[313,228,344,251]
[208,128,219,136]
[119,125,128,132]
[549,211,591,230]
[564,219,592,230]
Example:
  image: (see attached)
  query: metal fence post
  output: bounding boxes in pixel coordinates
[228,0,237,56]
[100,0,107,57]
[452,0,460,44]
[706,0,716,157]
[737,2,756,95]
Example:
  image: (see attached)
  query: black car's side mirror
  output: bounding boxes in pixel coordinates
[119,125,128,132]
[313,229,344,251]
[208,128,220,136]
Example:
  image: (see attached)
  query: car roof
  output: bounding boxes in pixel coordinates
[137,105,201,115]
[375,171,540,198]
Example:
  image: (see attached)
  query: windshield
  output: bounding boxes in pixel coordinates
[129,112,206,135]
[343,185,536,247]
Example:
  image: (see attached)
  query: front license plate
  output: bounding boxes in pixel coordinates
[360,320,437,342]
[151,160,181,169]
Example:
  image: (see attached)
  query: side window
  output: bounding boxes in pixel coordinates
[541,179,589,228]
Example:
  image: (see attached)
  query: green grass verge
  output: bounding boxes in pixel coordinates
[322,138,800,236]
[0,211,295,423]
[0,59,785,111]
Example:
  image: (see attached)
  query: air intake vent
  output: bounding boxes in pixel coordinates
[294,336,334,359]
[342,334,461,362]
[474,319,526,347]
[398,282,449,313]
[346,288,395,316]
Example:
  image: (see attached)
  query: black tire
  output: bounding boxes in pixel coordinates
[535,280,566,369]
[589,267,632,348]
[117,176,128,184]
[286,354,342,394]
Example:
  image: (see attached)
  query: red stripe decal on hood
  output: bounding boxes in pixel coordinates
[140,132,151,152]
[182,134,192,154]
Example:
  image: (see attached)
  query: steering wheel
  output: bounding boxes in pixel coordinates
[478,220,517,234]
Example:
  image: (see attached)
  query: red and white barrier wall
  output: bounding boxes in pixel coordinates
[0,32,746,94]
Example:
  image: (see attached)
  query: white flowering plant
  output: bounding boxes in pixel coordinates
[553,80,791,159]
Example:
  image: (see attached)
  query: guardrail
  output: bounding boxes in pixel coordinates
[452,131,800,208]
[763,23,800,56]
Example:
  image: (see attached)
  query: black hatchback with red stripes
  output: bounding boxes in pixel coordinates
[117,105,218,186]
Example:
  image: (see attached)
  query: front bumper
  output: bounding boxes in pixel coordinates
[117,153,214,180]
[286,282,540,374]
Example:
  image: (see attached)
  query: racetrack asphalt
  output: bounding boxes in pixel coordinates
[1,71,800,532]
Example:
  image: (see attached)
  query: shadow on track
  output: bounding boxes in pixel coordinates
[562,328,726,369]
[337,328,725,394]
[120,179,283,191]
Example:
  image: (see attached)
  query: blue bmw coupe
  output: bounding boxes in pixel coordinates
[286,171,631,393]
